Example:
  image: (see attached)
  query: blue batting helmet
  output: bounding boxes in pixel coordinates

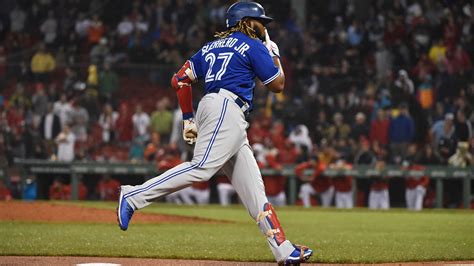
[225,2,273,28]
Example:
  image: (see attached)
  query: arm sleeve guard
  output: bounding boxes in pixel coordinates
[171,61,196,119]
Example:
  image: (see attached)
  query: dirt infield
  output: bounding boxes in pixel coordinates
[0,201,223,224]
[1,256,473,266]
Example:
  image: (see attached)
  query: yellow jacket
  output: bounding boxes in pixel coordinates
[31,52,56,73]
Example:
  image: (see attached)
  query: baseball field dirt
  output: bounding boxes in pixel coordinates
[1,201,473,265]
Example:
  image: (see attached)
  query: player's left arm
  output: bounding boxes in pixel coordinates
[248,30,285,94]
[264,29,285,93]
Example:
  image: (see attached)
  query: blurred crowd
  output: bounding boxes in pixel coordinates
[0,0,473,207]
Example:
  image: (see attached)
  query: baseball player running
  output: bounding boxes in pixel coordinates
[117,2,313,264]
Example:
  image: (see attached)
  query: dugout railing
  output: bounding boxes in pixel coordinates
[13,159,474,208]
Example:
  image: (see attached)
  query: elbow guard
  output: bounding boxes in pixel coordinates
[171,60,196,91]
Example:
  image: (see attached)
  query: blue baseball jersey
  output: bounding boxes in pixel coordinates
[189,32,280,110]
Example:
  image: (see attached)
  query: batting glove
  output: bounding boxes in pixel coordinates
[183,118,197,145]
[264,29,280,58]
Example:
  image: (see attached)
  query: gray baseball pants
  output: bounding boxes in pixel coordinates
[121,89,294,262]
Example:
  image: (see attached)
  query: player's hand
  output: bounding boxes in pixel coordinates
[264,29,280,58]
[183,118,197,145]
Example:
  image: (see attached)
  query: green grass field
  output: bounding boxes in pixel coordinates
[1,202,474,263]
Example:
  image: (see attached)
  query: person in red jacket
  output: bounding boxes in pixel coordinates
[370,109,390,146]
[331,160,353,209]
[405,162,429,211]
[295,156,332,207]
[368,159,390,209]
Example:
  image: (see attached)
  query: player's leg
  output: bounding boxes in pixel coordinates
[368,190,376,209]
[194,188,210,205]
[320,186,334,207]
[299,183,315,208]
[179,186,195,205]
[221,145,310,263]
[405,188,414,209]
[165,192,183,204]
[118,95,242,230]
[335,192,343,208]
[414,187,425,211]
[274,191,286,206]
[381,189,390,209]
[345,192,354,208]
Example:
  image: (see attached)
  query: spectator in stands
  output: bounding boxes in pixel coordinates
[55,124,75,162]
[350,112,369,142]
[132,104,150,141]
[90,38,110,65]
[454,109,472,142]
[417,74,434,110]
[115,103,133,143]
[9,84,30,110]
[150,98,173,143]
[395,70,415,95]
[40,11,57,45]
[87,15,105,45]
[417,145,442,165]
[389,103,415,163]
[354,138,376,165]
[368,159,390,210]
[98,104,118,143]
[328,112,351,141]
[117,16,133,39]
[75,13,90,39]
[428,38,446,65]
[9,5,27,33]
[40,103,61,155]
[96,175,120,201]
[31,84,49,123]
[432,113,457,162]
[144,132,164,162]
[129,135,146,162]
[69,102,89,142]
[448,142,473,167]
[370,109,390,146]
[98,62,118,104]
[30,44,56,83]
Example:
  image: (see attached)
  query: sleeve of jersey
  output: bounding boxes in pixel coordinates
[189,50,204,80]
[248,42,280,85]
